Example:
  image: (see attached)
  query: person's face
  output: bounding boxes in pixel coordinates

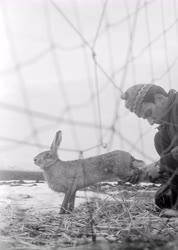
[140,102,159,125]
[139,95,168,125]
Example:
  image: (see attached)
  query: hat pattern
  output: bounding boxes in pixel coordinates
[121,84,153,116]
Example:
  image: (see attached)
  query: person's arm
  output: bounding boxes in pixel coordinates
[171,146,178,160]
[160,100,178,169]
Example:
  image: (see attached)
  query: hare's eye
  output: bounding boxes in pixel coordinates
[46,153,51,158]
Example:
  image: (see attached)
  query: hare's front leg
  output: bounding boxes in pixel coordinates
[60,189,76,214]
[68,190,76,211]
[60,192,69,214]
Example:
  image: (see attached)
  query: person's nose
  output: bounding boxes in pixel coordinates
[147,117,154,125]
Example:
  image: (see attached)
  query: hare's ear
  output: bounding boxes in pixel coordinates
[50,131,62,153]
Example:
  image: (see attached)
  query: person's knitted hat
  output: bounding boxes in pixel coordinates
[121,84,154,116]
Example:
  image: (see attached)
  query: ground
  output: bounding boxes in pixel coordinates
[0,180,178,250]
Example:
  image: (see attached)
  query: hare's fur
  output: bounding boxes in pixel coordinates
[34,131,144,213]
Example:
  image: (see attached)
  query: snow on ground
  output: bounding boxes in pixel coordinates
[0,181,114,213]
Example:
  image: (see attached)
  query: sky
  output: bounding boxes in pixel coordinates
[0,0,178,171]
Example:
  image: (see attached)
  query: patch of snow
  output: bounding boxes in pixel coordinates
[0,182,113,212]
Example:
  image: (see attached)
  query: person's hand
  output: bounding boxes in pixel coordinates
[143,161,160,182]
[133,161,160,183]
[171,146,178,160]
[144,162,160,182]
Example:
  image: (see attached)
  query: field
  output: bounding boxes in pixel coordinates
[0,180,178,250]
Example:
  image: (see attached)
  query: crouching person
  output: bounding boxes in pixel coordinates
[121,83,178,214]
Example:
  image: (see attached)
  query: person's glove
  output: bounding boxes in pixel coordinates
[171,146,178,161]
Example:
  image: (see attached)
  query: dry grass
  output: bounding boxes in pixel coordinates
[1,183,178,249]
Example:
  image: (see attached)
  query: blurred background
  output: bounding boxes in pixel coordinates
[0,0,178,171]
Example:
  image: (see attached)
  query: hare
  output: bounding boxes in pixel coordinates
[34,130,148,213]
